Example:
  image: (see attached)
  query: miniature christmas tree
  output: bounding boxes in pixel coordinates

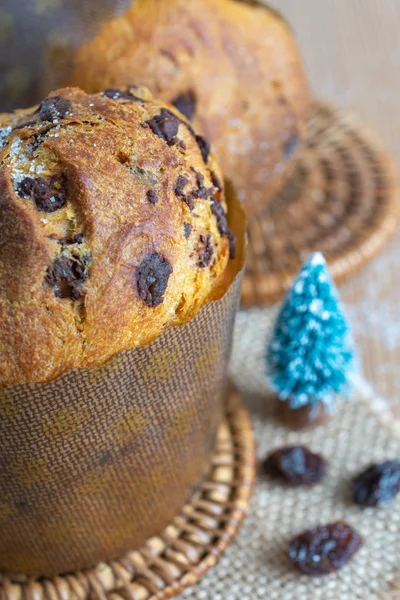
[267,252,355,421]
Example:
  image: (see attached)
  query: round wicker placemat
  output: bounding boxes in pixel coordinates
[242,101,399,306]
[0,390,255,600]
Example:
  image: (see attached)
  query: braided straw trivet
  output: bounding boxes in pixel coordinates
[0,392,255,600]
[242,101,399,306]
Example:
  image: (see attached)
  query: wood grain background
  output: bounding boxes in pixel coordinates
[268,0,400,414]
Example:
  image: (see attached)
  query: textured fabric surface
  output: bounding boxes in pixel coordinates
[180,307,400,599]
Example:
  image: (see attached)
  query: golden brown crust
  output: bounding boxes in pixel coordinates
[72,0,310,214]
[0,87,233,387]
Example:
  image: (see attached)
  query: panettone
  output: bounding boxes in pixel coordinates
[72,0,310,214]
[0,86,235,388]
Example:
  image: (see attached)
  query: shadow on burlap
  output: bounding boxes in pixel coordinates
[181,307,400,600]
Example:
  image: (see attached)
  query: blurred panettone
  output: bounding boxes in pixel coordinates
[0,85,235,388]
[72,0,311,214]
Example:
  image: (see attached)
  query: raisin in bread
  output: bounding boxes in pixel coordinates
[72,0,310,215]
[0,86,234,387]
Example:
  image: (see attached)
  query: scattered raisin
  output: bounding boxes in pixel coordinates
[193,169,205,185]
[184,194,193,208]
[184,222,192,238]
[263,446,327,486]
[197,234,214,268]
[38,96,71,122]
[190,168,214,200]
[211,170,223,192]
[175,171,214,210]
[146,190,158,205]
[211,200,229,237]
[45,254,90,300]
[172,91,196,121]
[145,108,181,146]
[13,120,37,130]
[159,105,211,161]
[175,175,193,210]
[58,233,84,246]
[136,252,172,307]
[353,460,400,507]
[283,132,299,159]
[211,200,236,259]
[17,176,67,213]
[69,233,84,244]
[101,88,143,102]
[195,134,210,163]
[175,175,189,197]
[228,230,237,260]
[159,106,210,161]
[288,522,363,576]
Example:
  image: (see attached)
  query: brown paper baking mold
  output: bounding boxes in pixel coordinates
[0,185,246,578]
[0,389,255,600]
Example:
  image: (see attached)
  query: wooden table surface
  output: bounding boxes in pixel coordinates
[268,0,400,414]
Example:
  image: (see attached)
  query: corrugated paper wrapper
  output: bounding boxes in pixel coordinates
[0,186,246,578]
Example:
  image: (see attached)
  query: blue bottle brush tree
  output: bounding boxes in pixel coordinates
[267,252,356,415]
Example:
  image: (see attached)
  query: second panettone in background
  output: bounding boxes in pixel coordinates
[72,0,310,215]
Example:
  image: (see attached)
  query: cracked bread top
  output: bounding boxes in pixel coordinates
[0,86,235,387]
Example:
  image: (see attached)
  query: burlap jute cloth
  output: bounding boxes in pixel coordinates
[177,306,400,600]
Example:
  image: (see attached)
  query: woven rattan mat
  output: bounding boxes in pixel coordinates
[180,307,400,600]
[242,102,399,306]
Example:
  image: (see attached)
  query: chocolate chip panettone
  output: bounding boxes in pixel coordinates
[0,86,235,388]
[72,0,310,214]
